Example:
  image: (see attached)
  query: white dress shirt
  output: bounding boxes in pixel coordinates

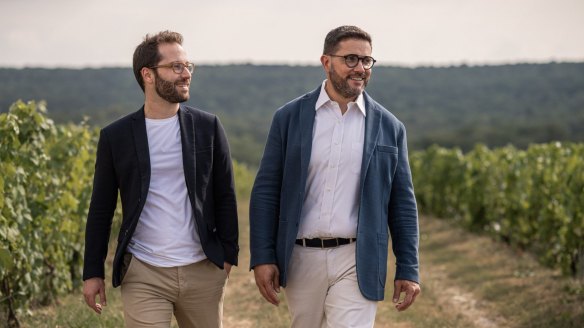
[297,80,366,239]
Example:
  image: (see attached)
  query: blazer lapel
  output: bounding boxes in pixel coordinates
[360,92,381,191]
[299,87,320,189]
[178,106,196,192]
[131,107,151,196]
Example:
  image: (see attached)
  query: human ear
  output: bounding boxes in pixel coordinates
[141,67,154,84]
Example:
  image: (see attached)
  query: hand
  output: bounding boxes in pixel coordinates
[224,262,232,277]
[392,279,420,312]
[83,277,107,314]
[253,264,280,306]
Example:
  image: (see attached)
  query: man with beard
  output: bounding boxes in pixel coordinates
[82,30,238,327]
[250,25,420,327]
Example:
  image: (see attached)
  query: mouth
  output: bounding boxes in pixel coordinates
[348,75,365,82]
[175,82,190,89]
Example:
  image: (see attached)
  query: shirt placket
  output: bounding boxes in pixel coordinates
[319,107,345,234]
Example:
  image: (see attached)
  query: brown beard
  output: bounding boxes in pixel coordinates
[154,72,189,103]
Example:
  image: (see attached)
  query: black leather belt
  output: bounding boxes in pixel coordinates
[295,237,356,248]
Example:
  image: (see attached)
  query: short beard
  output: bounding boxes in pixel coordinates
[154,72,189,103]
[329,64,367,99]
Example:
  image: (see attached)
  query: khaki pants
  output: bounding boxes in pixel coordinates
[284,243,378,328]
[121,254,228,328]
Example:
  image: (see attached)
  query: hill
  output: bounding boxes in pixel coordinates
[1,63,583,165]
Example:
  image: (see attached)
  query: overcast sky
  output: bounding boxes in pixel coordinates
[1,0,583,67]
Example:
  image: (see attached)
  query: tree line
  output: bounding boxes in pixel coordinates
[1,62,583,166]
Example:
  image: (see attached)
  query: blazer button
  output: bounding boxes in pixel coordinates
[213,228,217,232]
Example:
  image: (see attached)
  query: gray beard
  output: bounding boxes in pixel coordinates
[329,66,367,99]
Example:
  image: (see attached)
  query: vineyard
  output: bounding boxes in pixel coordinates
[1,101,583,326]
[0,101,96,327]
[410,143,584,278]
[0,102,255,327]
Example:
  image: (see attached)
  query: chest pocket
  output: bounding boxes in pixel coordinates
[195,146,213,185]
[376,145,399,181]
[377,145,398,154]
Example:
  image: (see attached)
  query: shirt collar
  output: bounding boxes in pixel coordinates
[315,80,366,116]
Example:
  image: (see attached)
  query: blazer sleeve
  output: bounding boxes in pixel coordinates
[83,129,118,280]
[388,124,420,283]
[249,110,284,269]
[212,116,239,266]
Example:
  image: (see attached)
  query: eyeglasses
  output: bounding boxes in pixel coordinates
[327,54,376,69]
[149,61,195,74]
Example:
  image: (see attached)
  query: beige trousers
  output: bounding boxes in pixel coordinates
[284,243,378,328]
[120,254,228,328]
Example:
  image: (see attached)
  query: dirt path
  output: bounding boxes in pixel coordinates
[426,264,507,328]
[19,210,582,327]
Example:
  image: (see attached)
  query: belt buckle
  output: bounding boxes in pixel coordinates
[320,239,324,248]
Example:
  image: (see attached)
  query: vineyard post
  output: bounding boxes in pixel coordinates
[1,278,19,328]
[578,246,584,281]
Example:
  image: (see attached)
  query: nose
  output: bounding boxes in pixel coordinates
[353,60,366,72]
[181,67,192,78]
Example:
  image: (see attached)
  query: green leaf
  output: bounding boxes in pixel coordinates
[0,247,13,271]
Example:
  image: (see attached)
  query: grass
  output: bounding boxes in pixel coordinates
[19,207,584,327]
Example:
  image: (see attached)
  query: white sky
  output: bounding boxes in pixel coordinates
[1,0,583,67]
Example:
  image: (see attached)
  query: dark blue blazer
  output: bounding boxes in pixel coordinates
[83,105,239,287]
[250,87,419,301]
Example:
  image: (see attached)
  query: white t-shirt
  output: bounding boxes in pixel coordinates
[128,114,206,267]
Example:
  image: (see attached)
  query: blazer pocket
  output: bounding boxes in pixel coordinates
[377,145,398,154]
[377,233,389,287]
[196,148,213,183]
[195,146,213,153]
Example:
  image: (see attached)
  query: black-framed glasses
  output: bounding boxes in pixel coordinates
[328,54,376,69]
[149,61,195,74]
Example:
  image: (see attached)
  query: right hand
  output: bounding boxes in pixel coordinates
[83,277,107,314]
[253,264,280,306]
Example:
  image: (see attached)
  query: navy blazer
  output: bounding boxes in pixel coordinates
[249,87,419,301]
[83,105,239,287]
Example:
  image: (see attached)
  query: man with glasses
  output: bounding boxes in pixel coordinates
[82,30,238,327]
[250,25,420,327]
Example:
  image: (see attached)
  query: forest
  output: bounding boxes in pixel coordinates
[1,62,583,166]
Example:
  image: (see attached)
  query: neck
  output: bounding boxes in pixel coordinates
[324,81,356,115]
[144,94,180,119]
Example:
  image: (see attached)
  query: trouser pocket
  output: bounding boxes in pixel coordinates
[121,252,133,283]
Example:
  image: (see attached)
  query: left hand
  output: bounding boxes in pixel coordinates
[393,279,421,311]
[224,262,232,277]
